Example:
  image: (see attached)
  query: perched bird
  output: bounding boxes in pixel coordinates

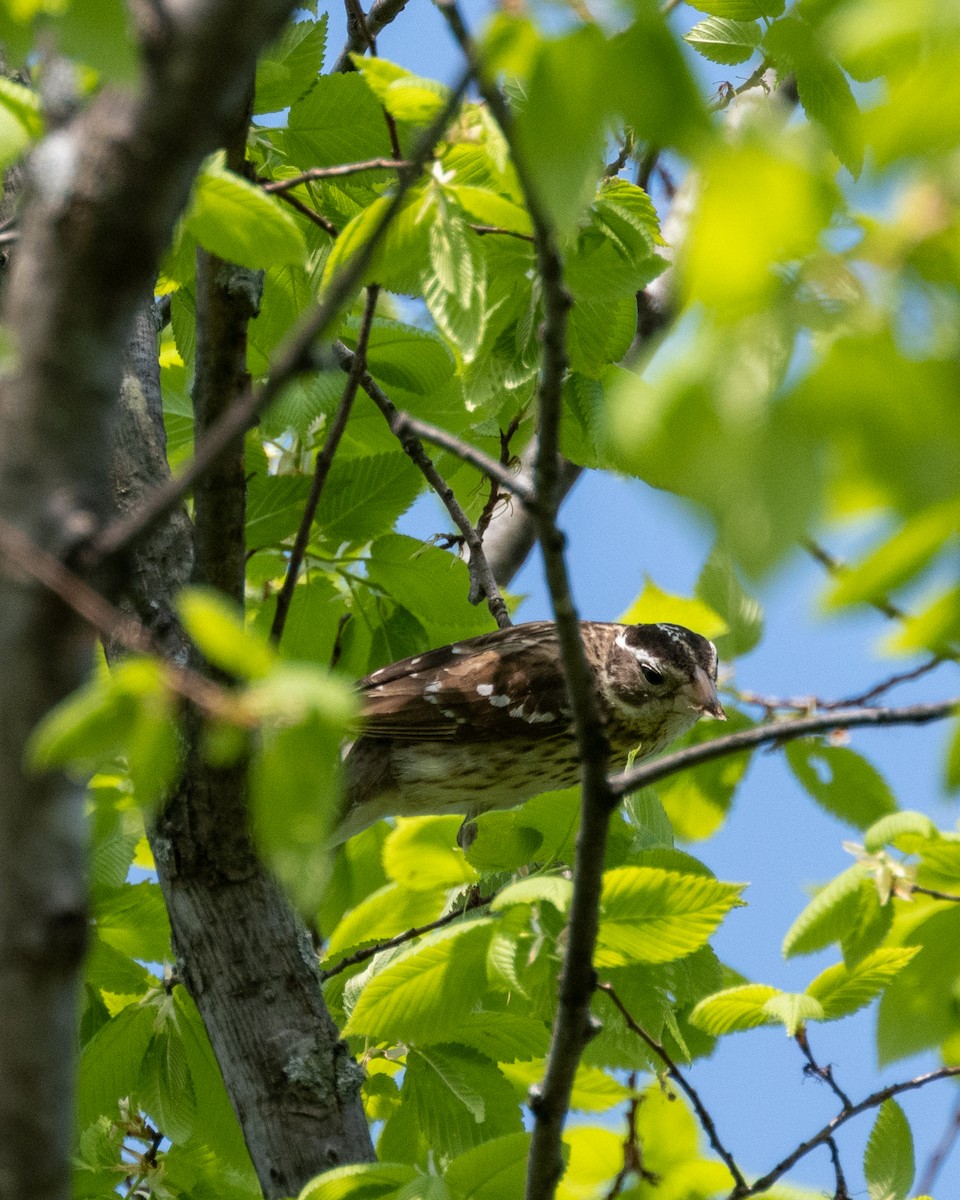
[332,620,725,845]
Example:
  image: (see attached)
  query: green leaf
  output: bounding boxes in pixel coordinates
[762,992,824,1036]
[314,452,424,545]
[452,1013,550,1064]
[689,983,782,1035]
[246,474,312,549]
[782,863,870,958]
[57,0,139,83]
[884,585,960,657]
[864,1100,914,1200]
[356,57,451,125]
[653,707,754,844]
[77,999,159,1128]
[619,577,727,640]
[140,1019,196,1143]
[365,534,497,643]
[178,587,275,680]
[877,907,960,1064]
[324,883,448,961]
[946,720,960,793]
[490,875,573,914]
[840,879,894,967]
[286,71,393,168]
[513,25,609,234]
[247,664,357,907]
[824,501,960,610]
[323,188,432,295]
[299,1162,417,1200]
[688,0,783,14]
[611,6,709,152]
[95,881,171,963]
[28,671,136,774]
[785,741,897,830]
[404,1045,522,1159]
[696,548,764,658]
[383,818,478,892]
[185,158,307,268]
[806,948,920,1021]
[863,810,938,854]
[607,331,823,576]
[596,867,745,966]
[254,15,327,114]
[684,18,761,65]
[422,200,487,360]
[445,1133,529,1200]
[343,918,494,1043]
[764,15,863,176]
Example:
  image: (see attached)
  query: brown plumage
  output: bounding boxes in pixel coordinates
[332,621,724,845]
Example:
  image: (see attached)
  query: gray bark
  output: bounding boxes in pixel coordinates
[0,3,301,1196]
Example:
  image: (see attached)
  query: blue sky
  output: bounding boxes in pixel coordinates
[321,3,960,1192]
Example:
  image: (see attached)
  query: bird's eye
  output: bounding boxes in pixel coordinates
[640,663,664,686]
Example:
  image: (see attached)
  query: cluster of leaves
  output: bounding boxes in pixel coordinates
[6,0,960,1196]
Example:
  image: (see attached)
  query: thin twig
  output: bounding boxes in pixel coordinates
[270,287,380,644]
[734,655,949,716]
[598,982,747,1192]
[261,159,412,191]
[335,347,535,503]
[88,68,473,566]
[830,655,946,708]
[320,888,494,979]
[469,224,536,242]
[0,517,241,723]
[825,1137,850,1200]
[912,884,960,903]
[802,538,907,623]
[335,344,513,627]
[918,1091,960,1195]
[741,1063,960,1197]
[795,1028,852,1110]
[612,700,960,800]
[273,187,340,237]
[476,411,523,541]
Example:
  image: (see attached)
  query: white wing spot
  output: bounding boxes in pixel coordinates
[441,709,458,719]
[424,680,442,694]
[490,695,511,707]
[451,644,470,655]
[476,683,494,697]
[409,656,422,667]
[509,705,526,718]
[527,710,556,724]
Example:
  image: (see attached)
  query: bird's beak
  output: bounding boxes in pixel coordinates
[685,667,726,720]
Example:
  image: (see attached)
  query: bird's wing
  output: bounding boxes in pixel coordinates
[357,622,574,741]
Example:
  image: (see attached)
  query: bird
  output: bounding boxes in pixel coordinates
[331,620,725,845]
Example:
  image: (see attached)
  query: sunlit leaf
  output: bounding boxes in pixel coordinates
[864,1100,914,1200]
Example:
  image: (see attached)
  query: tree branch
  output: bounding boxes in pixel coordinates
[331,0,415,73]
[0,3,301,1194]
[335,345,514,627]
[432,6,615,1199]
[260,159,411,191]
[611,699,959,800]
[740,1063,960,1197]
